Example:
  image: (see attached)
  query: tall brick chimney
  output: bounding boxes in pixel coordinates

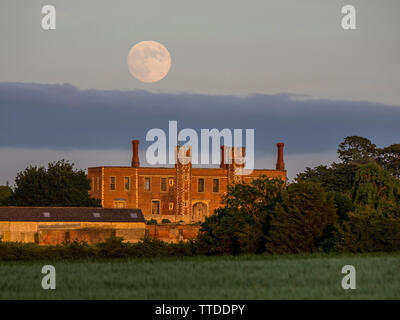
[131,140,140,168]
[276,142,285,171]
[220,146,227,168]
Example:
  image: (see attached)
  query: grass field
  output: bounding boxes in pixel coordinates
[0,252,399,299]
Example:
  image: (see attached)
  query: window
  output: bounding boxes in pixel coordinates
[124,177,130,191]
[96,176,100,191]
[198,178,205,192]
[213,179,219,192]
[151,200,161,215]
[91,177,95,191]
[110,176,116,191]
[161,178,167,192]
[144,177,151,191]
[169,178,174,187]
[169,202,174,210]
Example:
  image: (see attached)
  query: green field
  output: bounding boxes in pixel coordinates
[0,253,399,299]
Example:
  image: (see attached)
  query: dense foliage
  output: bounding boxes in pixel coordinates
[266,182,337,254]
[351,162,400,215]
[378,144,400,179]
[0,186,13,206]
[337,136,377,164]
[196,178,285,255]
[296,162,358,193]
[336,207,400,252]
[0,237,197,261]
[197,136,400,255]
[11,160,100,207]
[337,135,400,178]
[1,136,399,258]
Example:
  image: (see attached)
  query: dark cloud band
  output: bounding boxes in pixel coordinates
[0,82,399,155]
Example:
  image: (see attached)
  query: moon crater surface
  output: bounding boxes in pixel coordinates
[127,41,171,83]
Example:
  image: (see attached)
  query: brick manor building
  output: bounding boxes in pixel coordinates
[88,140,286,223]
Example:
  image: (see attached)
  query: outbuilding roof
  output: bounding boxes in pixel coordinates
[0,207,145,223]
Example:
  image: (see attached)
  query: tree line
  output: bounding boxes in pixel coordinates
[196,136,400,254]
[0,160,100,207]
[0,136,399,254]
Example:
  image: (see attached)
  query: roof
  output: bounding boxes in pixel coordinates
[0,207,145,223]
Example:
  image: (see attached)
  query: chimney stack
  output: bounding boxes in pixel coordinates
[220,146,227,168]
[276,142,285,171]
[131,140,140,168]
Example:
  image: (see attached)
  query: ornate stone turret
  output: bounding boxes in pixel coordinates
[175,146,192,218]
[221,146,245,185]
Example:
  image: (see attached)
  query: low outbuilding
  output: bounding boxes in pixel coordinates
[0,207,145,245]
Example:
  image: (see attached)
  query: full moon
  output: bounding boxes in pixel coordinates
[127,41,171,83]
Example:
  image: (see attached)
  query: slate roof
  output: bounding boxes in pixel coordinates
[0,207,145,223]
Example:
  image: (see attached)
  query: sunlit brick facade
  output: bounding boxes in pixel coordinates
[88,140,286,223]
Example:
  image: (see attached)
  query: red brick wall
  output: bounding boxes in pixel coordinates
[146,224,200,243]
[191,168,229,216]
[101,167,138,208]
[88,167,102,201]
[137,167,176,217]
[38,228,116,245]
[88,166,286,222]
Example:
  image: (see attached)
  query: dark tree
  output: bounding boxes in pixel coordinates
[377,144,400,179]
[351,162,400,216]
[12,160,101,207]
[337,136,377,164]
[336,206,400,252]
[197,177,285,255]
[266,181,337,254]
[295,162,358,193]
[0,186,13,206]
